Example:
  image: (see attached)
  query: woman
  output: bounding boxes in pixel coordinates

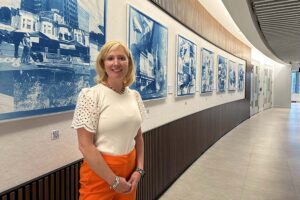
[72,41,146,200]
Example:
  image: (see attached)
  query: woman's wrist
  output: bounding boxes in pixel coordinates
[109,176,120,190]
[135,168,145,177]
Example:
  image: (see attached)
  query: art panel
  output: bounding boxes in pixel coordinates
[0,0,106,120]
[228,60,236,91]
[238,63,245,91]
[217,55,227,92]
[128,6,168,100]
[176,35,196,96]
[201,48,214,93]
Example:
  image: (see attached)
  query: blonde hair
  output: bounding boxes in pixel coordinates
[95,41,135,87]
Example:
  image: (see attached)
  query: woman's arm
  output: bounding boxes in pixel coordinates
[128,128,144,191]
[77,128,131,193]
[134,128,144,170]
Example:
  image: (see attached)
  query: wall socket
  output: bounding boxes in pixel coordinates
[51,130,59,140]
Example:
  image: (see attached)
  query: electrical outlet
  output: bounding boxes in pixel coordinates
[51,130,59,140]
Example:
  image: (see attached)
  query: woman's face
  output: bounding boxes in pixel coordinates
[103,46,129,82]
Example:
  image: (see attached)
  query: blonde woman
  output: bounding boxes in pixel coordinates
[72,41,146,200]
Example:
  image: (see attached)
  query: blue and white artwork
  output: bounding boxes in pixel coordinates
[228,60,236,91]
[238,63,245,90]
[0,0,106,120]
[217,55,227,92]
[201,48,214,93]
[128,6,168,100]
[176,35,196,96]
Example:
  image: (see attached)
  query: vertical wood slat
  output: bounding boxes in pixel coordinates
[50,174,55,200]
[60,169,65,200]
[75,162,80,200]
[17,188,22,200]
[1,195,8,200]
[31,182,37,200]
[66,167,70,200]
[9,192,15,200]
[70,165,75,200]
[44,177,49,200]
[38,179,43,200]
[24,185,30,200]
[55,171,60,200]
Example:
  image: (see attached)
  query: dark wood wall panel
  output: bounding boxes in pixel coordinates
[149,0,251,63]
[0,161,81,200]
[136,99,249,200]
[1,99,249,200]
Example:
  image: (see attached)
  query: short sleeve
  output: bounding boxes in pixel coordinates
[71,88,100,133]
[134,90,147,122]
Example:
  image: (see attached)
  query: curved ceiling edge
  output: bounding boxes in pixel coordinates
[222,0,286,64]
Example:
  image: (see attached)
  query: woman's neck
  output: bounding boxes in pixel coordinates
[106,79,124,91]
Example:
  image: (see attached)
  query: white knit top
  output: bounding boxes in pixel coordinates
[72,83,146,155]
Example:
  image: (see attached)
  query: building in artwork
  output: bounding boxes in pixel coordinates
[20,0,79,28]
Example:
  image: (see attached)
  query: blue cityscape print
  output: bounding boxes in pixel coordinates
[217,55,227,92]
[128,6,168,100]
[0,0,106,120]
[238,63,244,90]
[228,60,236,91]
[201,48,214,93]
[176,35,196,96]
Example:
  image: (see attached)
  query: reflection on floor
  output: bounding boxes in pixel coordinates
[159,103,300,200]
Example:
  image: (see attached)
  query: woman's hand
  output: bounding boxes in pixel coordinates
[128,171,141,192]
[114,177,132,194]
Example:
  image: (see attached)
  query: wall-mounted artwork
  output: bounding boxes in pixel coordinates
[238,63,245,91]
[201,48,214,93]
[217,55,227,92]
[228,60,236,91]
[0,0,106,120]
[128,5,168,100]
[176,35,196,96]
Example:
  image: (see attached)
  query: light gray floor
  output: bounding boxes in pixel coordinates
[159,104,300,200]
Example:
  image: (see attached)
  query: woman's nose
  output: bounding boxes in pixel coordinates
[112,58,119,65]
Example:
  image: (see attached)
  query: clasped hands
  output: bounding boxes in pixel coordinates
[114,171,141,194]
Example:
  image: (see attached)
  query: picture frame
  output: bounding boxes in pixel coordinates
[238,63,245,91]
[228,60,236,91]
[217,55,227,92]
[0,0,106,120]
[128,5,168,101]
[201,48,214,93]
[176,35,196,96]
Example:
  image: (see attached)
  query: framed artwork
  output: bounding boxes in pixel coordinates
[201,48,214,93]
[238,63,245,91]
[128,5,168,100]
[176,35,196,96]
[217,55,227,92]
[228,60,236,91]
[0,0,106,120]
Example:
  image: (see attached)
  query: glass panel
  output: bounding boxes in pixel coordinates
[291,72,300,94]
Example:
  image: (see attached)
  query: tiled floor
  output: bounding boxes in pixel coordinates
[159,104,300,200]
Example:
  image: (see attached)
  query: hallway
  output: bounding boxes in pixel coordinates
[159,104,300,200]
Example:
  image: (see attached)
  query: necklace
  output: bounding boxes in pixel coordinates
[105,82,125,94]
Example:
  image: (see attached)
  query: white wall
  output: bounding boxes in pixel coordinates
[251,48,291,109]
[0,0,246,192]
[273,64,291,108]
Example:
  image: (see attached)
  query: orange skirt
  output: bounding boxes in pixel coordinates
[79,149,137,200]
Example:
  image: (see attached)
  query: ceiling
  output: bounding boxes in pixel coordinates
[249,0,300,66]
[222,0,300,68]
